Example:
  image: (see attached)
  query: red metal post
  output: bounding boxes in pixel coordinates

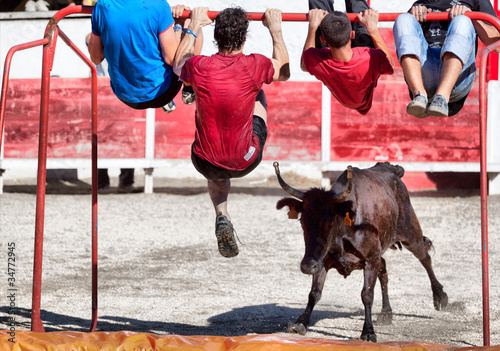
[490,0,500,81]
[58,28,99,332]
[478,39,500,347]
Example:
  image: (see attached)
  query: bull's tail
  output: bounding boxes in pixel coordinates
[423,236,434,252]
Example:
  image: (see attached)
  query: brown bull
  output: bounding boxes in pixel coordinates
[274,161,448,342]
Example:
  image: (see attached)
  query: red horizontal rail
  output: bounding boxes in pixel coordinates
[47,6,500,33]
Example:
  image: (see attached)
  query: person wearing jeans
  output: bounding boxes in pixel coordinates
[393,1,500,118]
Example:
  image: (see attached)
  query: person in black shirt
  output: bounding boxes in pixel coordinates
[393,0,500,117]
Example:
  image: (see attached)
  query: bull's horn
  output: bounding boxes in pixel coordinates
[332,166,352,202]
[273,162,304,200]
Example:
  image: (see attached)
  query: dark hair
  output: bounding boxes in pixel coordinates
[319,11,352,49]
[214,7,249,53]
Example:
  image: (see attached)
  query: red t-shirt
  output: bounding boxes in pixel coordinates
[302,47,393,115]
[180,53,274,170]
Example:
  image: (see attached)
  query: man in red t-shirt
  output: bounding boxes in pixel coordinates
[302,9,394,115]
[174,7,290,258]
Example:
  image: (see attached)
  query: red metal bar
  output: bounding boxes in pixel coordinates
[175,10,500,29]
[479,39,500,347]
[58,28,99,332]
[0,39,48,158]
[2,4,97,332]
[30,26,58,333]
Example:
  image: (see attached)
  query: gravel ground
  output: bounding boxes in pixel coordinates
[0,172,499,347]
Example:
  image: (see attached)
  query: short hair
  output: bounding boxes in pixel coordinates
[319,11,352,49]
[214,7,249,53]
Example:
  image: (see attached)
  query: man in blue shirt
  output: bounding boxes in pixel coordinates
[88,0,205,111]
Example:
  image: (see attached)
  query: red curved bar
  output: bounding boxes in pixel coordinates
[0,39,48,158]
[0,39,49,334]
[478,39,500,347]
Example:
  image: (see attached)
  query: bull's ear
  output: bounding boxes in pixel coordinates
[276,197,303,219]
[334,200,354,216]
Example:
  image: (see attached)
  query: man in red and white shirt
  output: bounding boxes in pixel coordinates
[174,7,290,258]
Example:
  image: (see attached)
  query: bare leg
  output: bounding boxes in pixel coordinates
[401,54,426,98]
[209,179,239,257]
[254,89,268,123]
[207,179,230,220]
[435,52,463,101]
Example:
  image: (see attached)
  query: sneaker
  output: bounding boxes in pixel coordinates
[25,0,36,11]
[215,215,239,258]
[35,0,50,11]
[161,100,176,113]
[182,91,195,105]
[427,94,449,117]
[406,92,429,118]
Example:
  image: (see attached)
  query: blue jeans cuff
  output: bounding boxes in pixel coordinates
[396,35,422,62]
[441,33,474,65]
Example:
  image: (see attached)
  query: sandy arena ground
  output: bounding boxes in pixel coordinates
[0,171,499,347]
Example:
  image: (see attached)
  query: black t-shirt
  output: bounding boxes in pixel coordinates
[411,0,497,48]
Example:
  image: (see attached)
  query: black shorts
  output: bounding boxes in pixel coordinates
[120,73,183,110]
[191,116,268,182]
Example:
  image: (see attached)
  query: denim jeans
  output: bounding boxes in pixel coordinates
[308,0,373,48]
[393,13,476,103]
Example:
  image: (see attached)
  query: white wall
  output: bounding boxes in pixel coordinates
[0,0,416,80]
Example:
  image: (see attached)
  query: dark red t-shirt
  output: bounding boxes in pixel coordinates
[303,47,393,115]
[181,53,274,170]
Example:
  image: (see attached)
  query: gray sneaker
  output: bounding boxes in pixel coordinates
[406,93,429,118]
[161,100,176,113]
[215,215,239,258]
[182,91,195,105]
[427,94,449,117]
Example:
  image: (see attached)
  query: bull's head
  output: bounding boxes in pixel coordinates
[274,162,353,275]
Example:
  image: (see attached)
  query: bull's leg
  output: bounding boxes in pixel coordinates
[417,250,448,310]
[288,267,327,335]
[360,260,379,342]
[406,239,448,311]
[376,257,392,325]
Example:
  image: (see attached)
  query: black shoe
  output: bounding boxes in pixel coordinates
[117,185,141,194]
[215,215,239,258]
[98,185,115,194]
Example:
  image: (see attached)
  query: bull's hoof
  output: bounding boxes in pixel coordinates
[434,290,449,311]
[288,323,307,335]
[360,324,377,343]
[360,332,377,343]
[375,311,393,325]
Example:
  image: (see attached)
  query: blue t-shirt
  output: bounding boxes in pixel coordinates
[91,0,175,103]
